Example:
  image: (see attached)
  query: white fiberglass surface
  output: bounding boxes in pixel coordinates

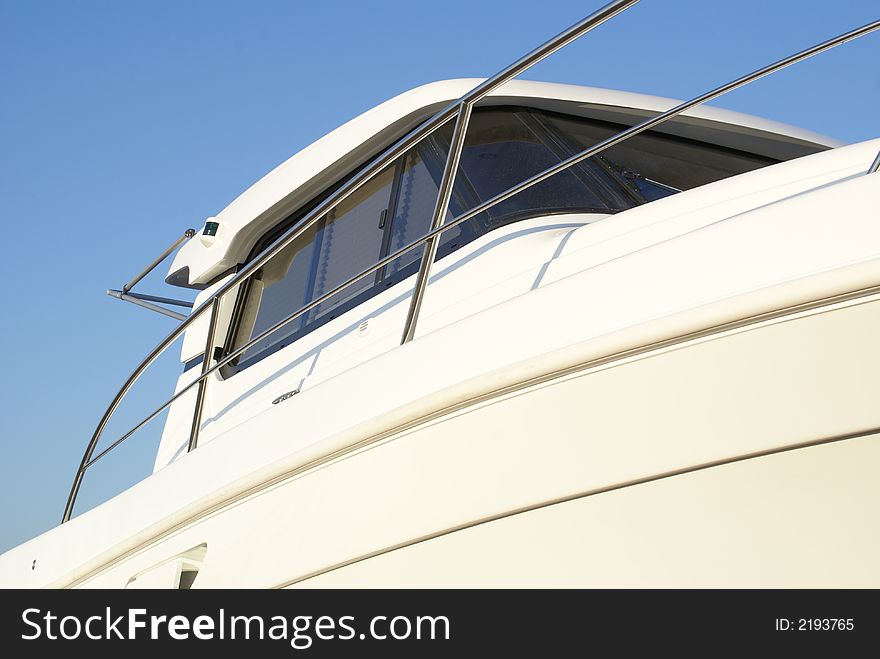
[152,213,595,473]
[150,216,587,469]
[153,139,880,471]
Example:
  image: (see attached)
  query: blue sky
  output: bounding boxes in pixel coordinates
[0,0,878,553]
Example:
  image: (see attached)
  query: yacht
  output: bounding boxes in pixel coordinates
[2,0,879,588]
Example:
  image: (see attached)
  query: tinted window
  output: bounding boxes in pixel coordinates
[450,109,637,228]
[381,132,475,280]
[232,220,318,363]
[230,165,396,368]
[543,113,776,190]
[226,138,459,372]
[306,165,394,323]
[224,105,774,374]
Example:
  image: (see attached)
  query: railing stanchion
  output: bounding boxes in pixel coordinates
[401,102,472,343]
[188,297,221,453]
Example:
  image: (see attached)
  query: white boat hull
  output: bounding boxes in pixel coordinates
[30,285,880,588]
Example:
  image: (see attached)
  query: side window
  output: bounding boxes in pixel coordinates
[543,113,777,191]
[227,164,397,371]
[226,106,711,375]
[226,136,459,373]
[380,108,642,282]
[382,131,476,280]
[231,220,319,366]
[306,166,395,324]
[449,109,637,229]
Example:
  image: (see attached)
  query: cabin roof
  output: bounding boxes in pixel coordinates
[167,79,841,287]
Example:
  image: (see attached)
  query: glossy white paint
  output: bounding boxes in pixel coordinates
[27,289,880,587]
[294,434,880,588]
[152,138,880,471]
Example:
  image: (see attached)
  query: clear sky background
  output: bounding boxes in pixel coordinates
[1,0,878,553]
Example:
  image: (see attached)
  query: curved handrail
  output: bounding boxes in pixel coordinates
[445,18,880,229]
[63,5,880,522]
[62,0,640,522]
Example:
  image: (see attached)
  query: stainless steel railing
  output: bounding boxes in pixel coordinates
[61,0,880,522]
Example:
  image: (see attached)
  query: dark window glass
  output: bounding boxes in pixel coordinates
[231,220,318,364]
[543,113,776,191]
[229,165,395,369]
[223,105,779,375]
[381,131,475,280]
[449,109,636,229]
[306,166,394,323]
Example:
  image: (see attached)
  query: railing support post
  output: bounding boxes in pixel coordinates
[401,102,473,343]
[188,297,221,452]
